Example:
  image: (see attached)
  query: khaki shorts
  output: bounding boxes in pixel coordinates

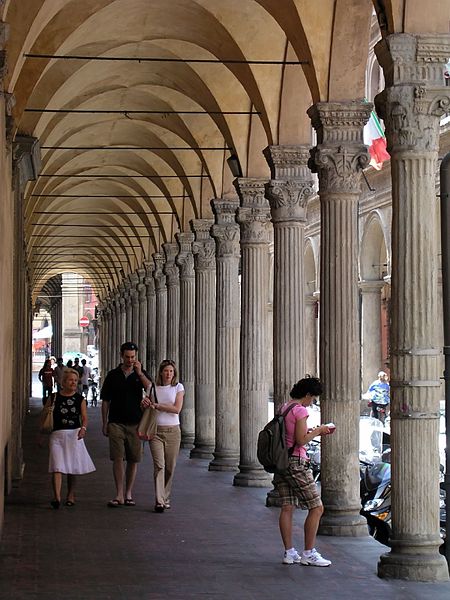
[273,457,322,509]
[107,423,142,463]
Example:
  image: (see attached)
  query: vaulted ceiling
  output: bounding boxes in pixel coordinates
[4,0,449,300]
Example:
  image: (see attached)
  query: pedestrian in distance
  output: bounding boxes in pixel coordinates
[273,376,334,567]
[41,367,95,509]
[141,359,184,512]
[100,342,151,507]
[80,358,91,403]
[53,357,65,392]
[38,358,54,405]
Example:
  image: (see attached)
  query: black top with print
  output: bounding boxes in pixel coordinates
[52,393,83,430]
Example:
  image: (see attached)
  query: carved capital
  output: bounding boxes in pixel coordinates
[163,242,180,287]
[307,101,372,146]
[152,252,167,291]
[264,145,311,179]
[191,219,215,271]
[266,180,312,222]
[375,34,450,154]
[234,178,271,244]
[175,232,195,280]
[308,145,369,194]
[211,197,240,258]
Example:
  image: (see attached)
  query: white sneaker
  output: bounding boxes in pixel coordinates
[282,549,301,564]
[300,549,332,567]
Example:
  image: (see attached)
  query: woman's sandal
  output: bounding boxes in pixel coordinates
[50,500,60,510]
[107,499,124,508]
[65,500,75,507]
[124,498,135,506]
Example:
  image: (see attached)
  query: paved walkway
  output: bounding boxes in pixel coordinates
[1,397,450,600]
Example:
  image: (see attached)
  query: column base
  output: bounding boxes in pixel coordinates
[208,452,239,472]
[180,433,194,450]
[318,509,368,537]
[378,548,449,582]
[233,468,272,488]
[190,444,215,460]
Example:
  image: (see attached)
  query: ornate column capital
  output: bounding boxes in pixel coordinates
[264,145,314,222]
[163,242,180,287]
[234,178,271,244]
[191,219,215,270]
[211,198,240,258]
[175,232,195,279]
[152,252,166,291]
[375,33,450,155]
[307,101,372,194]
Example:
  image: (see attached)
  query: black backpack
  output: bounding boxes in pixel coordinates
[257,403,297,475]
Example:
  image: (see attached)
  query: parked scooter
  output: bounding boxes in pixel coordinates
[360,451,447,554]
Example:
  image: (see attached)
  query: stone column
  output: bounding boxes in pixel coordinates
[113,292,121,364]
[190,219,216,459]
[125,281,132,342]
[308,100,371,534]
[360,280,384,392]
[119,289,126,349]
[137,268,148,371]
[374,33,450,582]
[233,178,272,487]
[153,252,167,368]
[163,242,180,366]
[305,293,318,376]
[209,198,241,471]
[265,145,315,408]
[104,303,112,373]
[130,272,140,344]
[175,232,196,448]
[144,260,156,376]
[97,307,104,378]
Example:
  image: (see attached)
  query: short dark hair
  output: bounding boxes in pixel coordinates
[121,341,138,354]
[290,376,323,399]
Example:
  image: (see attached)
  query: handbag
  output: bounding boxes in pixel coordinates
[40,394,56,434]
[137,383,158,441]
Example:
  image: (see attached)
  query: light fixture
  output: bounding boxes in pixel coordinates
[227,154,242,178]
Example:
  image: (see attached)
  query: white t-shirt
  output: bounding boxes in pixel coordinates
[154,382,184,426]
[81,365,91,385]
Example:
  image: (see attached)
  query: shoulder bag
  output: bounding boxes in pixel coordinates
[40,393,56,434]
[137,382,158,441]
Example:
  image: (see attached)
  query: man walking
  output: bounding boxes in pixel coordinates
[53,357,65,392]
[80,358,91,403]
[100,342,151,507]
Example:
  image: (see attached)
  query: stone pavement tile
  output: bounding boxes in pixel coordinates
[0,399,450,600]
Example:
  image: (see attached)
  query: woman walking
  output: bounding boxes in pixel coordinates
[41,367,95,508]
[142,360,184,512]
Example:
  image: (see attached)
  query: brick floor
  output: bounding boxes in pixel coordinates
[1,398,449,600]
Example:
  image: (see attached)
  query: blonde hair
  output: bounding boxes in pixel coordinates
[156,360,179,386]
[61,367,80,383]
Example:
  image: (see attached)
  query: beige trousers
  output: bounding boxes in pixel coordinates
[149,425,181,506]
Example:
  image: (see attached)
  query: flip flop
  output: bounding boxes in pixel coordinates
[65,500,75,507]
[107,499,124,508]
[124,498,136,506]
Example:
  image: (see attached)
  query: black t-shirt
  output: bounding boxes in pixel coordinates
[53,393,83,431]
[100,365,147,425]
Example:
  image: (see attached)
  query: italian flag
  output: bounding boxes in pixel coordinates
[364,109,390,170]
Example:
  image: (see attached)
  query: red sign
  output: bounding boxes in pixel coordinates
[79,316,89,327]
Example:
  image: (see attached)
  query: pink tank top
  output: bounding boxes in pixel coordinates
[280,402,308,459]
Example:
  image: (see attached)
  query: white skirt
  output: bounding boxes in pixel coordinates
[49,429,96,475]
